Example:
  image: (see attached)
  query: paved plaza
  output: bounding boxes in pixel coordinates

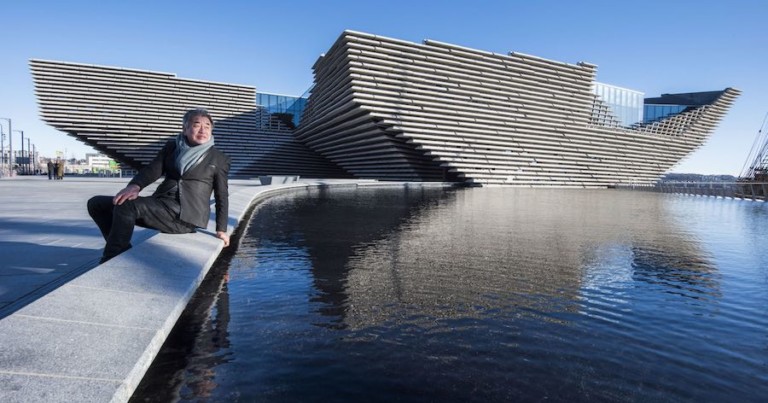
[0,176,323,402]
[0,176,156,318]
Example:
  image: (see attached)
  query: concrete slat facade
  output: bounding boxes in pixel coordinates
[30,31,739,187]
[295,31,740,187]
[29,59,350,179]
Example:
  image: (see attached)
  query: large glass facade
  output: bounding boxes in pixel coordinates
[593,83,644,127]
[643,104,688,123]
[256,92,308,127]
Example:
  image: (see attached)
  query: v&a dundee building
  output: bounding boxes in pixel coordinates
[30,31,740,187]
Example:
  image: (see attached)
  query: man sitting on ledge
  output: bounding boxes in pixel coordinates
[87,108,231,264]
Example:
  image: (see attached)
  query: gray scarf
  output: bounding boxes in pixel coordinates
[174,133,214,175]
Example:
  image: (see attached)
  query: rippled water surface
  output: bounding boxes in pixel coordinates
[133,187,768,402]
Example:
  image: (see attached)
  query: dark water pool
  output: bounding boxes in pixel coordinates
[132,187,768,402]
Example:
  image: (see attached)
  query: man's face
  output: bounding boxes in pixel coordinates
[184,115,213,146]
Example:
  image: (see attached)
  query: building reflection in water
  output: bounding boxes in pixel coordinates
[155,187,720,333]
[133,186,732,401]
[315,188,718,330]
[132,250,234,402]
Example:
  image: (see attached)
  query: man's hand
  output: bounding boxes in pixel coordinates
[216,231,230,247]
[113,184,141,205]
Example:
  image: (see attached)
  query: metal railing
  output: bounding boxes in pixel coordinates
[619,182,768,201]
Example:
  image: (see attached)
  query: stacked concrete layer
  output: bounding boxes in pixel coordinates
[29,59,350,179]
[295,39,452,181]
[296,31,740,186]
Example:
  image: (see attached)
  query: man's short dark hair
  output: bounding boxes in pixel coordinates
[183,108,214,130]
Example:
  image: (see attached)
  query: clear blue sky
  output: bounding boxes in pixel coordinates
[1,0,766,175]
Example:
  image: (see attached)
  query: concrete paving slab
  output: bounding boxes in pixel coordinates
[0,315,155,379]
[66,260,203,296]
[12,284,182,330]
[0,177,157,319]
[0,373,121,403]
[0,272,71,304]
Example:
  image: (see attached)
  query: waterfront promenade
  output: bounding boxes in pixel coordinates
[0,176,420,402]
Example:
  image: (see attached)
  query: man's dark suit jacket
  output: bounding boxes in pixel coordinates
[129,138,230,232]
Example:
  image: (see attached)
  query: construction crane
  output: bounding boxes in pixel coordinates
[738,112,768,181]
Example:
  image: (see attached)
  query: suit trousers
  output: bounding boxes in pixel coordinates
[87,195,195,261]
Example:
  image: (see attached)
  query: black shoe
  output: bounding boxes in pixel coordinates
[99,243,131,264]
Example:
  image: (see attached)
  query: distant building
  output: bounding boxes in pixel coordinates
[29,31,740,187]
[85,153,114,172]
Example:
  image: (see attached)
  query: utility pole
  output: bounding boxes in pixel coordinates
[0,117,10,175]
[14,130,25,174]
[19,131,24,174]
[0,124,4,175]
[27,137,32,174]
